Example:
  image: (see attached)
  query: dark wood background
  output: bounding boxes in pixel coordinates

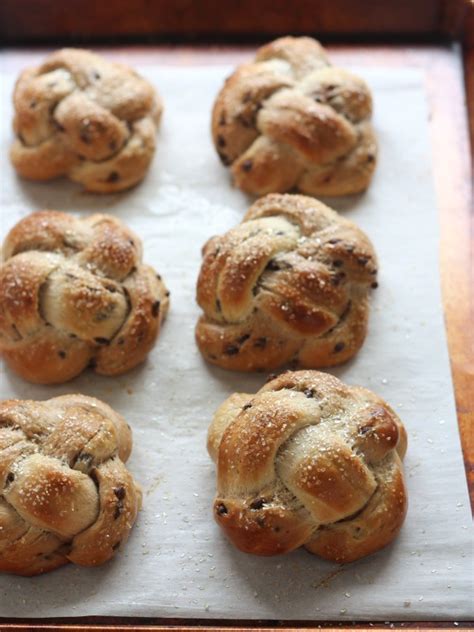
[0,0,471,43]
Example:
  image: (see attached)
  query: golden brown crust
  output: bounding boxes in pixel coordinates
[0,210,169,384]
[0,394,141,576]
[10,48,162,193]
[195,193,377,371]
[212,36,376,196]
[207,370,408,562]
[305,454,407,563]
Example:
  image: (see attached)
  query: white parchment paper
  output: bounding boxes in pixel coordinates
[0,66,472,621]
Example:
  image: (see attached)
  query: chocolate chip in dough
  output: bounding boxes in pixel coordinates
[106,171,120,183]
[254,337,267,349]
[216,503,228,516]
[224,345,239,356]
[94,337,110,345]
[250,498,265,510]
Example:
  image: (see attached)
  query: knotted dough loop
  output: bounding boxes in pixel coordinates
[196,193,377,371]
[0,210,169,384]
[0,394,141,575]
[212,36,376,196]
[10,48,162,192]
[208,371,407,562]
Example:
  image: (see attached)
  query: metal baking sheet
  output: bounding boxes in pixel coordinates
[0,65,472,621]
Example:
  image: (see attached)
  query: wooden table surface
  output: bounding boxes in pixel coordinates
[0,43,472,631]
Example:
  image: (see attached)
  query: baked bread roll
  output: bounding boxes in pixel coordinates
[208,370,408,562]
[10,48,162,192]
[0,210,169,384]
[196,193,377,371]
[0,394,141,576]
[212,36,376,196]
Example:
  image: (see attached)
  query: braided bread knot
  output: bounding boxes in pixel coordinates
[196,194,377,371]
[212,36,377,196]
[208,371,408,562]
[10,48,162,192]
[0,211,169,384]
[0,395,141,576]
